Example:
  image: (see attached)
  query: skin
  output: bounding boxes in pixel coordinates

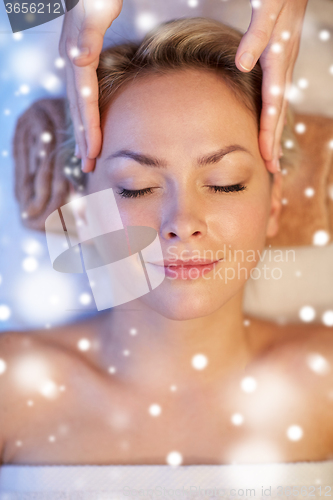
[59,0,308,173]
[235,0,308,171]
[1,69,333,466]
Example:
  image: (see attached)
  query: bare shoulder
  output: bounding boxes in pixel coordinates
[247,316,333,438]
[0,318,99,402]
[247,314,333,374]
[0,331,40,460]
[263,323,333,378]
[245,314,333,354]
[273,323,333,393]
[0,324,95,461]
[237,318,333,460]
[0,329,66,411]
[0,323,86,377]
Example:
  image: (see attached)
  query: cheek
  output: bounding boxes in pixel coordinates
[87,174,158,231]
[116,202,159,229]
[239,201,269,251]
[211,194,270,253]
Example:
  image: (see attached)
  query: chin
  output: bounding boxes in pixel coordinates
[139,283,232,321]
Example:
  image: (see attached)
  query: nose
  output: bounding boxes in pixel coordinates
[160,196,207,242]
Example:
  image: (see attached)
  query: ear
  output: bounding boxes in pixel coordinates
[265,171,282,239]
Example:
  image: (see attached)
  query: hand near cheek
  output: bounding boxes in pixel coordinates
[235,0,308,173]
[58,0,123,173]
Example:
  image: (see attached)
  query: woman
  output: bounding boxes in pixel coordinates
[0,16,333,485]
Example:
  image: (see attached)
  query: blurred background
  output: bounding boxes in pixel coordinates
[0,0,333,332]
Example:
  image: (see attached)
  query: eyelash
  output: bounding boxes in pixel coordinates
[117,184,247,199]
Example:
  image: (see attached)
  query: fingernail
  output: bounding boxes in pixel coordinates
[75,143,80,157]
[239,52,255,71]
[74,47,90,60]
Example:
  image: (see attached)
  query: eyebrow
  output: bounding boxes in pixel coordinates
[104,145,252,168]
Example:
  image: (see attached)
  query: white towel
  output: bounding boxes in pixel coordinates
[0,462,332,500]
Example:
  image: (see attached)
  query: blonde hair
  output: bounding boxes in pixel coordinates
[64,17,299,189]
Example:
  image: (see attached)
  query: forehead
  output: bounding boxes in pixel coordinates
[101,68,258,152]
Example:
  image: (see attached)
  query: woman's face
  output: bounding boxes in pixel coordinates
[85,68,281,320]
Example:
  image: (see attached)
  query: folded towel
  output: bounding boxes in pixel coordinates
[12,98,73,232]
[0,462,332,499]
[265,113,333,247]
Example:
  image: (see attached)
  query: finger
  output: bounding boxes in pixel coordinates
[66,38,99,172]
[269,65,294,171]
[235,0,284,72]
[71,59,102,161]
[263,56,294,173]
[65,60,87,159]
[65,62,95,172]
[275,95,289,161]
[264,97,288,173]
[82,155,96,173]
[258,47,289,169]
[75,143,82,159]
[68,19,104,162]
[72,2,122,67]
[72,20,105,67]
[64,67,81,161]
[60,4,123,172]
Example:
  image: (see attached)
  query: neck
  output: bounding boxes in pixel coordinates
[94,290,252,393]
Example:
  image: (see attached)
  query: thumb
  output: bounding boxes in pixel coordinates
[235,3,282,72]
[73,19,107,66]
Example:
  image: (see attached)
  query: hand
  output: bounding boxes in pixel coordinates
[59,0,123,172]
[235,0,308,173]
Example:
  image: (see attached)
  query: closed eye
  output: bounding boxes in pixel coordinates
[207,184,247,193]
[117,184,247,199]
[117,187,155,198]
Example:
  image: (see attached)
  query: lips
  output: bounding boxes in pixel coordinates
[147,257,224,280]
[152,259,221,267]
